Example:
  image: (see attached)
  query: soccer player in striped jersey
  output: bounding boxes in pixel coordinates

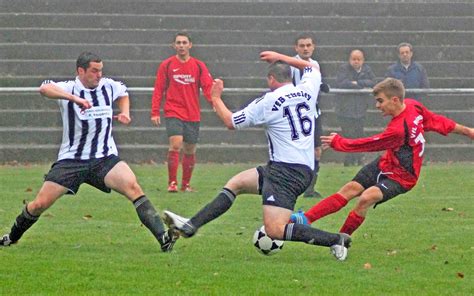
[151,32,214,193]
[0,52,177,252]
[290,33,328,198]
[291,78,474,237]
[164,51,352,261]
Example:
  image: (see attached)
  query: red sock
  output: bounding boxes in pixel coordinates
[181,153,196,187]
[304,193,348,223]
[167,151,179,184]
[339,210,365,235]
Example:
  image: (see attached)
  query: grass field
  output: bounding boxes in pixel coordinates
[0,162,472,295]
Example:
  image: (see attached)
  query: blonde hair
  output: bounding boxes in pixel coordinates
[373,78,405,100]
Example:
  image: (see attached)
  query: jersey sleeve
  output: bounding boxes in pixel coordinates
[109,79,128,101]
[198,61,214,103]
[151,61,168,117]
[231,95,267,130]
[298,65,322,97]
[421,105,456,135]
[331,125,405,152]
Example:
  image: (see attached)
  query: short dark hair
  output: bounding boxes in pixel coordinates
[174,31,192,43]
[76,52,101,71]
[294,33,316,45]
[268,61,292,83]
[373,78,405,100]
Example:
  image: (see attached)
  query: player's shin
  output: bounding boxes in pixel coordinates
[189,188,235,229]
[9,205,40,243]
[283,223,340,247]
[305,193,348,223]
[133,195,166,240]
[339,210,365,235]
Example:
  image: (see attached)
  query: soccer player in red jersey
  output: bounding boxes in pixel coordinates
[291,78,474,235]
[151,32,213,192]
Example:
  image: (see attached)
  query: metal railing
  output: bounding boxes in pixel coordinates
[1,87,474,94]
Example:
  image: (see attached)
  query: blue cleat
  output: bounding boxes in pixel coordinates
[290,210,309,225]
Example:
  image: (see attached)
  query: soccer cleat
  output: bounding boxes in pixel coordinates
[290,210,309,225]
[0,234,13,247]
[180,184,196,193]
[330,233,352,261]
[163,210,196,238]
[167,181,178,193]
[158,228,180,252]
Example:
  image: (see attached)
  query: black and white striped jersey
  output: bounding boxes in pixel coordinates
[231,65,321,170]
[291,56,322,118]
[42,77,128,161]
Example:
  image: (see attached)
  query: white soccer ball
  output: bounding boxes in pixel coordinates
[252,225,284,256]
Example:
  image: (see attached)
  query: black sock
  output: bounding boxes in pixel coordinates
[9,206,39,243]
[133,196,165,241]
[284,223,340,247]
[189,188,235,229]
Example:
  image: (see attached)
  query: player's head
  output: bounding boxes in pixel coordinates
[372,78,406,117]
[76,52,103,89]
[173,32,193,59]
[397,42,413,65]
[267,61,292,90]
[349,49,365,71]
[294,33,316,61]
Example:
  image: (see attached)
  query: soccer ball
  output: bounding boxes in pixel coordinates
[252,225,284,256]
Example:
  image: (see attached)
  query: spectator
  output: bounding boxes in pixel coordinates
[151,32,214,193]
[385,42,429,101]
[335,49,376,166]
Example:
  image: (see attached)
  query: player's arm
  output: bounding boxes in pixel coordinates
[260,51,319,71]
[323,127,404,153]
[39,82,92,110]
[150,63,167,126]
[114,95,131,125]
[211,79,234,130]
[199,62,214,106]
[451,123,474,139]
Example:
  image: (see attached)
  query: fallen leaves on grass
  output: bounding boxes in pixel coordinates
[387,249,397,256]
[363,263,372,269]
[441,207,454,212]
[456,272,464,279]
[82,214,93,220]
[25,187,32,192]
[430,244,438,251]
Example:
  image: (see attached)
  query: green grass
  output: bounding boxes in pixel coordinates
[0,163,473,295]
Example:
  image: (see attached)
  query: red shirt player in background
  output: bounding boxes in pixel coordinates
[291,78,474,242]
[151,32,213,192]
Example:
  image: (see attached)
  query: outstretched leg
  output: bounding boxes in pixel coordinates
[1,181,67,246]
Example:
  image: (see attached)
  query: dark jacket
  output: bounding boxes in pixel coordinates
[385,61,430,100]
[335,63,376,118]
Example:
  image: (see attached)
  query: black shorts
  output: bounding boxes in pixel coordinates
[165,117,200,144]
[256,162,313,210]
[314,115,323,147]
[352,157,409,207]
[44,154,122,195]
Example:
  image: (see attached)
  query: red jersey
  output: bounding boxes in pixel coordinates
[151,55,213,121]
[331,99,456,189]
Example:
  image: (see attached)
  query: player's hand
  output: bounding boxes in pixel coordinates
[211,79,224,100]
[260,51,282,63]
[321,133,338,149]
[151,116,161,126]
[114,113,131,125]
[73,96,92,111]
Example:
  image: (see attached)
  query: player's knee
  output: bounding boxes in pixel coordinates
[357,194,379,210]
[263,223,284,240]
[28,199,50,214]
